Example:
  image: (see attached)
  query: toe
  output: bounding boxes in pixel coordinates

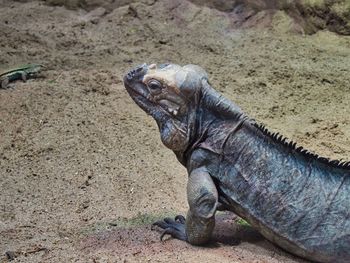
[152,220,168,229]
[160,227,187,241]
[164,217,176,224]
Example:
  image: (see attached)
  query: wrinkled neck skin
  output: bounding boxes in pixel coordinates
[154,89,198,166]
[154,106,190,152]
[168,79,244,166]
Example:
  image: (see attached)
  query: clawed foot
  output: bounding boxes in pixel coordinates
[152,215,187,241]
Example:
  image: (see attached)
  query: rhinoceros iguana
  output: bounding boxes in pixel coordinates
[123,63,350,263]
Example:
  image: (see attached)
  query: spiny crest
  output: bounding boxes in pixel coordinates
[254,123,350,170]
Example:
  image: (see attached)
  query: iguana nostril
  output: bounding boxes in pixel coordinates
[126,64,147,80]
[126,72,133,80]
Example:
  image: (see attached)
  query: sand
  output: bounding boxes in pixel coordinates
[0,0,349,262]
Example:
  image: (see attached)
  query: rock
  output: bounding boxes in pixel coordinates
[84,7,106,23]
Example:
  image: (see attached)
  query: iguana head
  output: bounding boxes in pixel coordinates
[124,63,208,153]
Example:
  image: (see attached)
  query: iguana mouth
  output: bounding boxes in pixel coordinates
[125,82,179,118]
[123,81,156,114]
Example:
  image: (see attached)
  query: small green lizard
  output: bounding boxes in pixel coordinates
[0,64,44,89]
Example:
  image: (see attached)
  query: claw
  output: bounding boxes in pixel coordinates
[175,215,186,224]
[152,220,168,230]
[152,215,187,242]
[160,227,186,241]
[160,228,170,241]
[151,223,157,231]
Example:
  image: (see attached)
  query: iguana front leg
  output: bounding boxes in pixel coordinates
[153,167,218,245]
[1,77,9,89]
[20,71,27,82]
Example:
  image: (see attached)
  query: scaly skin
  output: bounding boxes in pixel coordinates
[0,64,43,89]
[123,63,350,263]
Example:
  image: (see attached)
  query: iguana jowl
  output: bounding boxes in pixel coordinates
[123,63,350,263]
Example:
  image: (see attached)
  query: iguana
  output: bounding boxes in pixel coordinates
[0,64,43,89]
[123,63,350,263]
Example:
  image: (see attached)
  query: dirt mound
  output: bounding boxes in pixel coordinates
[190,0,350,34]
[20,0,350,34]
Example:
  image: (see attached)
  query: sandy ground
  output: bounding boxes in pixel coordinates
[0,0,350,262]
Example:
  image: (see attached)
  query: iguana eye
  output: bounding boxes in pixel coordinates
[147,79,162,93]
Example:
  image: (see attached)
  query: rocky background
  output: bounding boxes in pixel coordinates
[13,0,350,34]
[0,0,349,262]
